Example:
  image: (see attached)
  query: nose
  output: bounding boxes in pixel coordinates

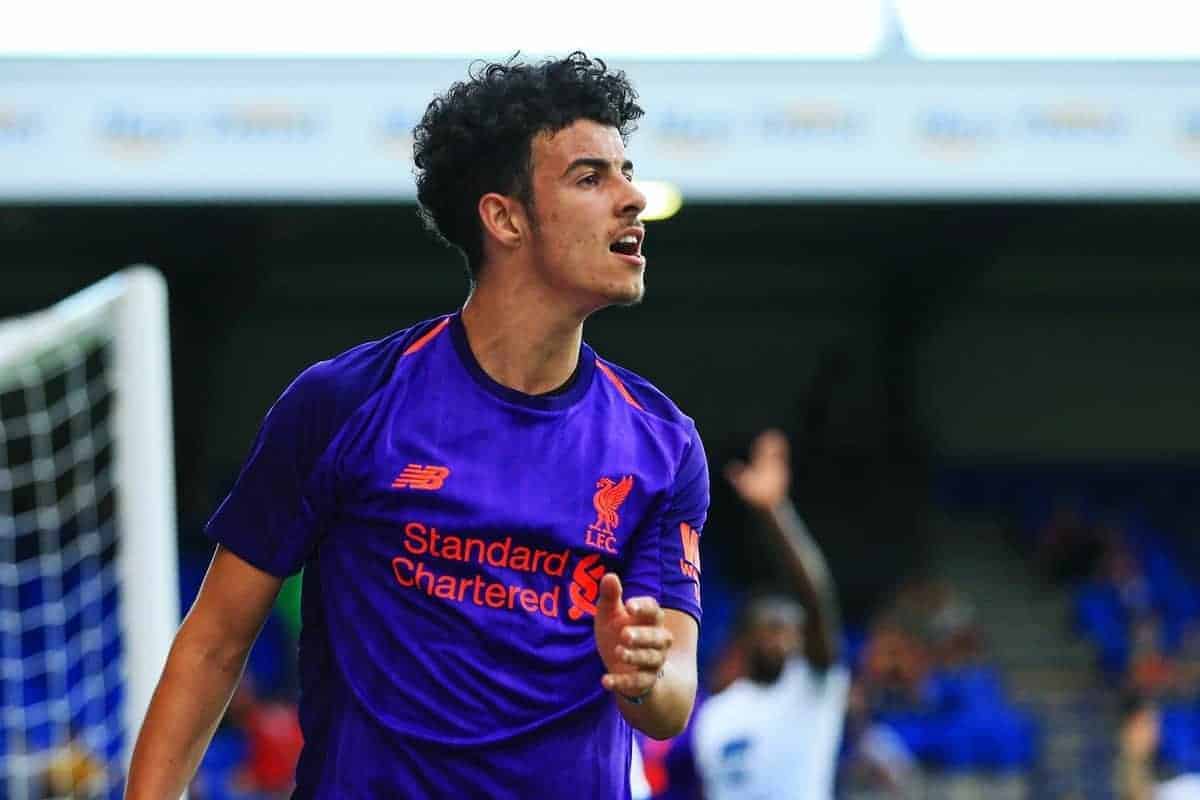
[619,179,647,219]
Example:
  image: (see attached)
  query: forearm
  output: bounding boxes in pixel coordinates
[761,500,841,663]
[616,659,697,740]
[1115,754,1154,800]
[125,626,251,799]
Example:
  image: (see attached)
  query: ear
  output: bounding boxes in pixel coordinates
[478,192,526,252]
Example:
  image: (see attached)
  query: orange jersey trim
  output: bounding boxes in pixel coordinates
[402,317,451,356]
[595,360,644,411]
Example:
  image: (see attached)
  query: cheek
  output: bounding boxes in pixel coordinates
[539,197,604,253]
[538,210,582,251]
[557,226,602,263]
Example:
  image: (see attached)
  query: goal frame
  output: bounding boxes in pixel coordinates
[0,265,179,773]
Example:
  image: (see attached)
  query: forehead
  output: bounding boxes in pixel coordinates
[747,601,805,632]
[531,119,625,171]
[749,615,803,635]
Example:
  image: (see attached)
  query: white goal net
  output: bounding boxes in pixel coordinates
[0,267,178,799]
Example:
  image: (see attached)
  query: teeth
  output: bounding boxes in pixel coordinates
[618,235,637,244]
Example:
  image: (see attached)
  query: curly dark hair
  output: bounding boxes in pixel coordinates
[412,52,644,278]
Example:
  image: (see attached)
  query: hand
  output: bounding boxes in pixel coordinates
[725,428,791,512]
[594,573,672,699]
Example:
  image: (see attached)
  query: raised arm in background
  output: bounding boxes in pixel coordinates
[725,429,842,670]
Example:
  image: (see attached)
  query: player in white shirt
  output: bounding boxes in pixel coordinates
[692,430,849,800]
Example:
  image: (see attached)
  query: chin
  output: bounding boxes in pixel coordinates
[612,287,644,308]
[605,278,645,308]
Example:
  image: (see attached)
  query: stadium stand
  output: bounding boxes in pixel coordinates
[939,464,1200,794]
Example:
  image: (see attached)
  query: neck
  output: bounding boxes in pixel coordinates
[459,275,588,396]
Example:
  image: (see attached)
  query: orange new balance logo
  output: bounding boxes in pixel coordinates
[391,464,450,490]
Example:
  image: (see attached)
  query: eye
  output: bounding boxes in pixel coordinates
[579,173,600,186]
[622,173,634,183]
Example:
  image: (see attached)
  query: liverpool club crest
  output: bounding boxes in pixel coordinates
[586,475,634,553]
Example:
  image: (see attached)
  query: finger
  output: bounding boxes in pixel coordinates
[596,573,624,620]
[723,460,747,487]
[754,429,789,462]
[617,645,667,670]
[602,670,658,696]
[624,596,663,624]
[620,626,673,650]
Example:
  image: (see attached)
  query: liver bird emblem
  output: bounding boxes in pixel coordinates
[592,475,634,533]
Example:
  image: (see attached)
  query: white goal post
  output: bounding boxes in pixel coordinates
[0,266,178,795]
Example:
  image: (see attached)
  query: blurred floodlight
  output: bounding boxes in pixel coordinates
[897,0,1200,60]
[637,181,683,223]
[1,0,881,58]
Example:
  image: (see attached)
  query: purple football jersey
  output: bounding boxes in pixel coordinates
[206,312,709,799]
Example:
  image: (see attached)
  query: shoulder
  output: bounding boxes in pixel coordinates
[591,355,699,437]
[276,315,452,432]
[591,356,707,487]
[784,657,851,701]
[287,316,451,405]
[696,678,754,720]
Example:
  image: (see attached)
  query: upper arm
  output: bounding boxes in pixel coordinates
[178,545,283,657]
[205,362,343,578]
[624,428,710,623]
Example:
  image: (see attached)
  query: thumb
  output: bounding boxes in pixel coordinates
[596,572,624,620]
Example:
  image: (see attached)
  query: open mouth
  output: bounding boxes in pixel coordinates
[609,230,643,258]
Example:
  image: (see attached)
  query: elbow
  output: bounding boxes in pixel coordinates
[640,681,697,740]
[167,620,253,679]
[640,713,689,741]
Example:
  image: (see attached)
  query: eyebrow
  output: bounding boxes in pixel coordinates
[562,157,634,177]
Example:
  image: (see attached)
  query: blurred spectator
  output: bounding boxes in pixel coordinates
[1076,534,1159,679]
[859,621,930,713]
[690,429,848,799]
[839,680,919,797]
[1022,494,1200,793]
[1108,544,1155,621]
[1115,693,1159,800]
[226,677,303,798]
[41,731,106,799]
[1036,500,1104,585]
[851,579,1036,779]
[190,675,303,800]
[1128,615,1182,700]
[1175,621,1200,694]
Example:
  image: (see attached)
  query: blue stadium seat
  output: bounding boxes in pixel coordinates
[195,727,249,800]
[1160,704,1200,774]
[1073,583,1129,676]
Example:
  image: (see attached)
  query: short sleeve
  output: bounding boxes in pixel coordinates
[205,362,341,577]
[624,426,709,625]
